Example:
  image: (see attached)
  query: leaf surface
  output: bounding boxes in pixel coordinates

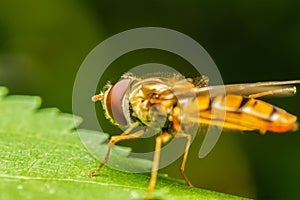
[0,86,248,199]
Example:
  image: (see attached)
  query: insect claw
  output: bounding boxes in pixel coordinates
[88,169,98,177]
[88,172,94,177]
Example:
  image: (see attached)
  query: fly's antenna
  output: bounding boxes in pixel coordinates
[92,93,104,102]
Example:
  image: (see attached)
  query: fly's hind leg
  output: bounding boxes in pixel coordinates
[248,87,296,99]
[88,125,144,177]
[175,132,193,187]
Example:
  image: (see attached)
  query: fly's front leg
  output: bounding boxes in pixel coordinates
[88,125,144,177]
[146,132,172,199]
[176,133,193,187]
[120,122,139,136]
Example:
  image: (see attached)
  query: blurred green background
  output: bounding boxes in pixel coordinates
[1,0,300,199]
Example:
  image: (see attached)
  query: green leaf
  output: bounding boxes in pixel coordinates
[0,86,248,200]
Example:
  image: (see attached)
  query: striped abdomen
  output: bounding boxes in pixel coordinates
[197,94,297,134]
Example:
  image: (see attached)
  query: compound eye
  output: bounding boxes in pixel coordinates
[106,77,132,126]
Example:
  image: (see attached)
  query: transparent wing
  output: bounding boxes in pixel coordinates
[194,80,300,98]
[174,78,300,158]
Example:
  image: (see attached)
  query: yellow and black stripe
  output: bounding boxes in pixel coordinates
[196,94,297,134]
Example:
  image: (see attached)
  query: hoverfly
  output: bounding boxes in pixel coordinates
[89,73,300,199]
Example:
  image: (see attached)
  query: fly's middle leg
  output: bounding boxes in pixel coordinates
[146,132,172,199]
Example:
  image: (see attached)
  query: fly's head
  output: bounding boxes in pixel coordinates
[93,75,178,131]
[92,75,135,127]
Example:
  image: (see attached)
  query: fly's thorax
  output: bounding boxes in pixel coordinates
[128,78,178,128]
